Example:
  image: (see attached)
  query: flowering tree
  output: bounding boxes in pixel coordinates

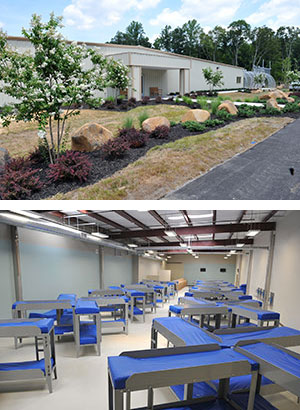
[0,14,130,162]
[106,58,131,99]
[202,67,224,94]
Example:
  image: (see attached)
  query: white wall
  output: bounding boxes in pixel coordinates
[138,257,162,281]
[103,248,133,287]
[0,224,15,318]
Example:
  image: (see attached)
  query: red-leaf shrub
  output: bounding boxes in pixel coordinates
[118,127,149,148]
[155,96,162,103]
[47,151,91,183]
[0,158,42,200]
[101,138,130,159]
[27,145,50,165]
[150,125,170,139]
[141,96,150,105]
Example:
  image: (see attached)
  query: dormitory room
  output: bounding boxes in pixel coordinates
[1,210,300,410]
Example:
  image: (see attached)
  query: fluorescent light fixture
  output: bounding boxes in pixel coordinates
[230,250,236,254]
[247,230,260,237]
[92,232,109,239]
[195,256,199,259]
[197,234,212,239]
[159,253,165,256]
[13,211,42,219]
[236,243,244,248]
[128,244,138,248]
[144,252,150,257]
[148,250,154,254]
[180,243,188,247]
[164,230,177,237]
[224,256,228,259]
[189,213,213,219]
[167,215,184,220]
[183,235,194,239]
[167,256,171,259]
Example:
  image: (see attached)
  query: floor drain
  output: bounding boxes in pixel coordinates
[289,168,295,176]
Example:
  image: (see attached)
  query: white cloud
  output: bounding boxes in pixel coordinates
[150,0,242,27]
[0,22,4,29]
[63,0,162,30]
[247,0,300,29]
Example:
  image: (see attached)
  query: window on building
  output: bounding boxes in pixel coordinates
[220,268,226,273]
[236,77,242,84]
[200,268,206,272]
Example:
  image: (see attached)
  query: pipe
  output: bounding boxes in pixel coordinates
[0,212,136,254]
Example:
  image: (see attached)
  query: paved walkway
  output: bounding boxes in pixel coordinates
[165,118,300,200]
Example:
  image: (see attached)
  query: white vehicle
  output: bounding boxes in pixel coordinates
[289,81,300,91]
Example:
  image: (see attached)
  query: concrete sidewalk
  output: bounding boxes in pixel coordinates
[165,118,300,200]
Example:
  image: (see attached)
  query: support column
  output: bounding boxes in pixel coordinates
[246,250,253,295]
[179,69,185,95]
[10,226,23,301]
[263,232,276,309]
[98,246,104,289]
[128,66,142,100]
[132,255,139,284]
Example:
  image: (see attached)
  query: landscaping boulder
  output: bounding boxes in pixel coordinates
[218,100,238,115]
[266,98,281,110]
[251,89,263,94]
[260,89,294,103]
[71,122,113,152]
[142,116,170,133]
[0,147,10,173]
[181,109,211,123]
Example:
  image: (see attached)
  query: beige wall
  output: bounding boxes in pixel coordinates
[138,257,163,281]
[166,254,237,282]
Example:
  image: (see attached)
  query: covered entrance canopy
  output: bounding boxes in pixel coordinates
[106,51,191,99]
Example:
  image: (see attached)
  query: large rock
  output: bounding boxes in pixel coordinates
[142,116,170,133]
[218,100,238,115]
[251,89,263,94]
[181,109,211,123]
[266,98,281,110]
[71,122,113,152]
[261,89,294,103]
[0,147,10,172]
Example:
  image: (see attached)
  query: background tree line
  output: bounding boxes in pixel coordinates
[109,20,300,82]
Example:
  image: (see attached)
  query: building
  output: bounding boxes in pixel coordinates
[2,36,246,104]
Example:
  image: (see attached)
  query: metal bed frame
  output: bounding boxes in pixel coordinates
[73,305,101,357]
[108,344,258,410]
[81,296,129,334]
[12,300,74,347]
[126,285,157,313]
[0,318,57,393]
[89,289,126,297]
[125,290,146,323]
[229,305,280,328]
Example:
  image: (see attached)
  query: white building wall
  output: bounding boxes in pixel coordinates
[142,69,167,97]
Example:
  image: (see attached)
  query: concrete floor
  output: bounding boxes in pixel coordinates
[0,289,300,410]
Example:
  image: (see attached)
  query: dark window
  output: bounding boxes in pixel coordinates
[220,268,226,273]
[200,268,206,272]
[236,77,242,84]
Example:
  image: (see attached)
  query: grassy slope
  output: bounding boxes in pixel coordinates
[51,116,293,200]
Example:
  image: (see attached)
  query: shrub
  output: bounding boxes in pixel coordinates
[122,117,133,129]
[237,104,258,118]
[167,96,174,102]
[116,95,126,104]
[128,97,137,107]
[155,96,162,104]
[210,98,222,115]
[105,96,115,103]
[175,97,181,104]
[263,107,282,116]
[196,97,209,110]
[150,125,170,139]
[141,96,150,105]
[216,110,234,121]
[182,96,193,106]
[101,138,130,159]
[138,111,149,128]
[170,121,177,127]
[47,151,91,183]
[290,92,300,99]
[120,103,129,111]
[282,102,300,113]
[204,119,225,127]
[0,158,42,200]
[27,141,50,165]
[119,128,148,148]
[106,102,116,110]
[182,121,206,132]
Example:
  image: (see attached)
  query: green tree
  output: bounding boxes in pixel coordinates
[227,20,251,66]
[0,14,130,163]
[182,20,203,57]
[110,21,151,47]
[153,25,172,51]
[202,67,224,93]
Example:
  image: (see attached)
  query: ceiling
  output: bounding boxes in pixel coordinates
[33,210,284,254]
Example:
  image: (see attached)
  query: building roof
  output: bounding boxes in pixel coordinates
[6,36,243,70]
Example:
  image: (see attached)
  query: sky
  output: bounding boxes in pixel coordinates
[0,0,300,44]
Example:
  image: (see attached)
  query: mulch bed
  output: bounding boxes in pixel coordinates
[28,112,300,200]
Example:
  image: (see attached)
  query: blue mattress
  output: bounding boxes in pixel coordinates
[0,358,54,374]
[79,323,97,345]
[241,342,300,378]
[153,317,217,346]
[128,306,143,315]
[0,319,54,334]
[75,300,100,314]
[29,309,57,320]
[171,382,216,400]
[108,348,257,389]
[57,294,77,306]
[185,292,194,297]
[126,290,145,297]
[210,374,273,392]
[233,306,279,321]
[12,301,59,310]
[169,305,183,314]
[217,326,300,347]
[55,325,73,335]
[238,295,252,301]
